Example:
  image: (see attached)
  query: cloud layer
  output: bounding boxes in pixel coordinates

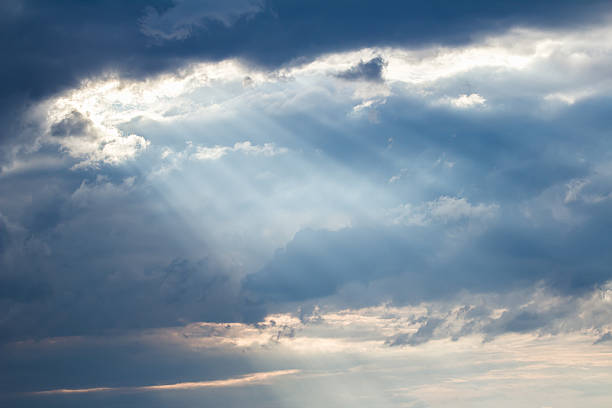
[2,2,612,407]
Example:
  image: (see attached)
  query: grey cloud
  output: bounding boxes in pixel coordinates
[159,258,231,306]
[373,286,612,346]
[140,0,264,40]
[386,318,443,346]
[242,204,612,310]
[0,334,262,395]
[594,332,612,345]
[242,227,428,303]
[483,310,552,337]
[0,172,265,342]
[337,57,387,82]
[0,214,10,253]
[49,111,93,139]
[0,0,23,18]
[0,277,51,302]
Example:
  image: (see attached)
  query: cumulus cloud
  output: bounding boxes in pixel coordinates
[46,110,149,168]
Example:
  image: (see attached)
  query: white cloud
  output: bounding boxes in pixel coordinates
[63,130,149,169]
[428,196,499,221]
[544,89,598,105]
[387,168,408,184]
[193,141,288,160]
[388,175,401,184]
[389,196,499,226]
[193,145,231,160]
[39,105,151,168]
[33,369,299,395]
[564,178,590,203]
[50,122,149,169]
[437,93,487,109]
[233,141,288,156]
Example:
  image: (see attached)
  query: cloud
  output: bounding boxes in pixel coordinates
[243,197,612,308]
[46,110,149,168]
[483,310,554,338]
[336,57,387,82]
[4,21,612,341]
[241,227,425,303]
[437,93,486,109]
[386,318,443,346]
[32,369,299,395]
[564,178,590,203]
[0,276,51,303]
[427,196,498,221]
[0,171,267,341]
[3,0,612,351]
[388,196,499,226]
[193,141,287,160]
[140,0,264,40]
[4,4,612,407]
[2,0,610,147]
[594,332,612,345]
[1,282,611,406]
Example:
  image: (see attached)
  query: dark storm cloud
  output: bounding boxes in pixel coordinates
[2,0,612,146]
[0,169,265,342]
[0,277,51,302]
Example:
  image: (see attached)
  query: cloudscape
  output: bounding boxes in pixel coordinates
[2,1,612,407]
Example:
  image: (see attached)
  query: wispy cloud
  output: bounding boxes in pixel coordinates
[31,369,300,395]
[193,141,288,160]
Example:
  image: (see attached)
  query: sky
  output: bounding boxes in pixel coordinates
[2,1,612,407]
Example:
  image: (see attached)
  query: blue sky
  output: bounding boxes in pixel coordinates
[2,1,612,407]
